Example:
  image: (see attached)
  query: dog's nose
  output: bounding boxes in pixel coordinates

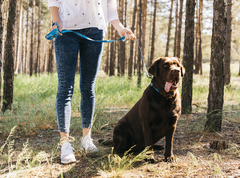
[171,69,180,74]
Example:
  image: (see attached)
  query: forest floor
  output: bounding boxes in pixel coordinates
[0,108,240,177]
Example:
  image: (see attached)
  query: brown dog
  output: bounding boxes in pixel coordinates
[113,57,185,161]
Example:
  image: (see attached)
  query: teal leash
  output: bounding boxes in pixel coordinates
[45,22,125,42]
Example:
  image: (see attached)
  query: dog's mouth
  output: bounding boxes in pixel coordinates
[164,78,179,92]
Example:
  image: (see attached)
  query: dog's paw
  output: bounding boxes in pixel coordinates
[164,155,176,162]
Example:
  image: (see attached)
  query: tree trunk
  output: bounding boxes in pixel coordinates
[225,0,232,85]
[149,0,157,66]
[24,0,29,74]
[0,0,4,109]
[194,0,199,74]
[14,1,20,73]
[205,0,226,132]
[105,27,111,75]
[2,0,9,66]
[137,0,142,86]
[47,40,54,74]
[176,0,183,58]
[21,9,25,74]
[198,0,203,75]
[174,0,179,57]
[165,0,174,57]
[141,0,148,64]
[109,25,116,76]
[128,0,137,79]
[30,0,35,76]
[119,0,125,76]
[2,0,17,112]
[117,0,123,76]
[35,0,41,76]
[15,0,23,74]
[181,0,195,114]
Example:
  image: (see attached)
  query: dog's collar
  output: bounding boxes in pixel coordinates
[150,82,173,97]
[150,82,159,93]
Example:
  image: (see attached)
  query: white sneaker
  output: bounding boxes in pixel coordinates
[80,134,99,153]
[61,142,76,164]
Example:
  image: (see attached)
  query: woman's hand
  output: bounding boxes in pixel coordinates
[111,19,136,41]
[117,28,136,41]
[51,21,63,31]
[49,7,62,35]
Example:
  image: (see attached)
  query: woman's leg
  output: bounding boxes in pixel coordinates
[79,28,103,135]
[55,33,79,141]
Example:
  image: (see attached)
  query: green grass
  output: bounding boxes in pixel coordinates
[0,62,240,177]
[0,73,151,136]
[1,62,240,136]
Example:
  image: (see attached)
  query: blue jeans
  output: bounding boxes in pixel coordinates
[54,28,103,133]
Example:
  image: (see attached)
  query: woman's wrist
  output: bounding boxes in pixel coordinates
[110,19,125,32]
[50,7,60,24]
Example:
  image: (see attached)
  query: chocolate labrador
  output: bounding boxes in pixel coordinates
[113,57,185,161]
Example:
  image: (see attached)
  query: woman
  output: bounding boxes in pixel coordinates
[48,0,135,164]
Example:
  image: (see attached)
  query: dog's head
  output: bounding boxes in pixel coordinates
[148,57,185,93]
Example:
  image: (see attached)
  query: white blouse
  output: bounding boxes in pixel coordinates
[48,0,119,36]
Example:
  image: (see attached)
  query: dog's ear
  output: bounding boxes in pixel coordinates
[181,65,185,77]
[174,57,185,77]
[148,58,161,77]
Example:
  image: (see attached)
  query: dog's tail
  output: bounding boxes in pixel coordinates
[98,138,114,147]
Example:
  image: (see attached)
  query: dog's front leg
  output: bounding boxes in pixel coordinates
[164,126,176,162]
[142,124,153,147]
[142,124,155,163]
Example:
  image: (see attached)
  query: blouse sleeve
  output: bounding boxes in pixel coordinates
[48,0,60,8]
[107,0,119,22]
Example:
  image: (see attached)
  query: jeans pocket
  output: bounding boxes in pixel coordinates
[84,28,103,40]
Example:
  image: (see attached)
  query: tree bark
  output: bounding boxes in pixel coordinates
[15,0,23,74]
[149,0,157,66]
[181,0,195,114]
[225,0,232,85]
[198,0,203,75]
[2,0,17,112]
[174,0,179,57]
[30,0,35,76]
[21,9,25,74]
[24,0,29,74]
[194,0,199,74]
[165,0,174,57]
[128,0,137,79]
[109,25,116,76]
[47,40,54,74]
[105,27,111,75]
[176,0,183,58]
[137,0,142,86]
[35,0,41,76]
[205,0,226,132]
[0,0,4,109]
[141,0,148,65]
[117,0,124,76]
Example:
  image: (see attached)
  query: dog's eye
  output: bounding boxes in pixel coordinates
[173,62,180,67]
[164,64,169,68]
